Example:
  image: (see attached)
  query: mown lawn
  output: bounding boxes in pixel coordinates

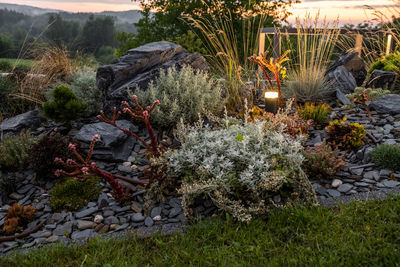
[0,58,34,72]
[1,197,400,266]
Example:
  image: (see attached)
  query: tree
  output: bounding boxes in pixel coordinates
[45,14,80,48]
[0,33,15,58]
[126,0,299,49]
[80,16,116,54]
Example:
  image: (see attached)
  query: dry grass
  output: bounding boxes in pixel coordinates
[283,13,340,102]
[10,46,78,105]
[186,10,267,112]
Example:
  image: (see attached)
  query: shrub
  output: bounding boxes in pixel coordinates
[28,131,74,180]
[68,66,102,116]
[371,144,400,171]
[303,142,345,180]
[95,46,117,65]
[50,176,102,211]
[0,59,12,72]
[369,52,400,91]
[0,173,17,194]
[297,102,331,127]
[2,203,36,235]
[43,84,87,127]
[346,87,391,117]
[0,130,36,171]
[134,65,224,129]
[325,117,365,149]
[163,120,317,222]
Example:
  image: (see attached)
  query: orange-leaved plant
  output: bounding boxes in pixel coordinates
[248,50,290,107]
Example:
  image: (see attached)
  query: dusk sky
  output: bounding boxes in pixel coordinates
[0,0,397,24]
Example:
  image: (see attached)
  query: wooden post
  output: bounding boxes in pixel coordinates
[273,29,281,59]
[355,34,363,56]
[386,34,393,55]
[258,30,265,56]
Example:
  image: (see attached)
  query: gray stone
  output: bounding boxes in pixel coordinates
[46,235,59,243]
[71,229,98,240]
[364,171,380,181]
[0,110,46,133]
[53,221,73,236]
[77,220,95,230]
[313,184,327,196]
[150,206,162,218]
[337,184,353,193]
[369,94,400,115]
[75,207,98,219]
[366,70,398,91]
[384,139,397,145]
[115,223,129,232]
[97,41,209,114]
[354,182,369,187]
[9,192,24,200]
[349,167,364,176]
[327,189,341,198]
[104,216,119,225]
[169,207,182,218]
[382,180,400,188]
[75,120,137,162]
[144,217,154,227]
[97,193,109,209]
[103,210,115,217]
[17,184,33,194]
[380,169,393,177]
[131,213,145,222]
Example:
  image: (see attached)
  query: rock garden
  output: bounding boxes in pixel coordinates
[0,14,400,264]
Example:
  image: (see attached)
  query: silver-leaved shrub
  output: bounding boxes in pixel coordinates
[134,65,225,129]
[68,66,102,116]
[162,119,317,222]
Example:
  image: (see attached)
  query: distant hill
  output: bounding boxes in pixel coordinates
[0,3,142,31]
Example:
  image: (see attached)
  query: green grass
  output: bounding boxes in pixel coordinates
[2,197,400,266]
[0,58,34,72]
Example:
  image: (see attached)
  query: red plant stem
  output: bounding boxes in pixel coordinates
[114,174,148,186]
[90,166,125,201]
[144,117,159,156]
[105,120,150,150]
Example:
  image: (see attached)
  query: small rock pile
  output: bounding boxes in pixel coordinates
[307,106,400,200]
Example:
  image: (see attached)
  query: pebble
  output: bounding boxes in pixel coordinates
[78,220,95,230]
[337,184,353,193]
[150,207,162,218]
[75,207,98,219]
[144,217,154,227]
[382,180,400,188]
[104,216,119,225]
[327,189,341,198]
[94,215,104,224]
[331,179,343,188]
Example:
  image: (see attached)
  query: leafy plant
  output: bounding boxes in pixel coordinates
[297,102,331,127]
[0,59,12,72]
[163,119,317,223]
[134,65,224,129]
[346,87,391,117]
[50,176,102,211]
[0,130,36,171]
[303,142,345,180]
[28,131,74,180]
[2,203,36,235]
[68,66,102,116]
[43,84,87,128]
[248,50,290,107]
[325,117,365,149]
[371,144,400,171]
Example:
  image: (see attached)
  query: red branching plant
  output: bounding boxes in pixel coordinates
[54,135,126,202]
[98,95,168,185]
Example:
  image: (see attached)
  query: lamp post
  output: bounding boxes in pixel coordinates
[264,91,278,114]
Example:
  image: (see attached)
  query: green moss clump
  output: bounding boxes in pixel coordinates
[371,144,400,171]
[43,84,87,126]
[50,176,102,211]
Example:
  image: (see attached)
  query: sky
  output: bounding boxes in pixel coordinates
[0,0,397,24]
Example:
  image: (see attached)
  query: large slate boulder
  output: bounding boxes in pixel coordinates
[97,41,209,114]
[0,110,46,134]
[366,70,398,91]
[369,94,400,115]
[325,52,367,105]
[75,120,138,162]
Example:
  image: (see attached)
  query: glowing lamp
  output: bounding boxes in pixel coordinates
[264,91,278,114]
